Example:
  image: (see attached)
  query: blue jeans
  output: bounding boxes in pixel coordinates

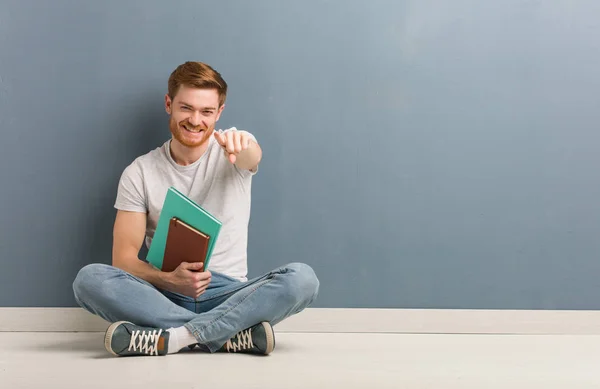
[72,262,319,352]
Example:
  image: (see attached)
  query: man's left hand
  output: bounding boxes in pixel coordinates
[214,129,251,164]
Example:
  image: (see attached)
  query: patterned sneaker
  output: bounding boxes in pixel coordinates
[220,322,275,355]
[104,321,170,356]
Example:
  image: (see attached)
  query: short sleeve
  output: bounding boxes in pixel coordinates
[114,161,147,213]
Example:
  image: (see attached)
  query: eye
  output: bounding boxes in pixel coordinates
[203,111,213,115]
[181,106,191,111]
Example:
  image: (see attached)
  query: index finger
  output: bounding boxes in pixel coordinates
[213,131,226,146]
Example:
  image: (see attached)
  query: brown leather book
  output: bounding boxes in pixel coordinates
[162,217,210,272]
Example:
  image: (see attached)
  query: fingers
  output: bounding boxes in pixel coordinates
[226,131,235,154]
[234,131,251,151]
[241,132,250,150]
[193,270,211,282]
[193,274,211,297]
[199,270,212,281]
[194,286,208,299]
[185,262,204,271]
[193,280,210,289]
[234,131,242,153]
[213,131,226,146]
[195,285,208,293]
[217,129,250,164]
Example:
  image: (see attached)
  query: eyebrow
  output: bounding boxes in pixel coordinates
[179,102,216,111]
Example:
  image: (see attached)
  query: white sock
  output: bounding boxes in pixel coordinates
[166,326,198,354]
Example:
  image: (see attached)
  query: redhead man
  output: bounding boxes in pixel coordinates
[73,61,319,357]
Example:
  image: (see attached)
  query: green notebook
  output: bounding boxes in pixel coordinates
[146,187,222,271]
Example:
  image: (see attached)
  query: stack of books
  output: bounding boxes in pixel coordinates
[146,187,222,272]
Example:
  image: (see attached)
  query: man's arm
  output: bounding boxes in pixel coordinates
[112,210,211,298]
[112,210,172,290]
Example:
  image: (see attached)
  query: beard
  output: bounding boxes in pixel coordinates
[169,116,213,148]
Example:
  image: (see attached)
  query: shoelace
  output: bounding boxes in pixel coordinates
[225,328,254,352]
[128,329,163,356]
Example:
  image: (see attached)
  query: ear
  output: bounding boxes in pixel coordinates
[165,94,172,115]
[215,104,225,122]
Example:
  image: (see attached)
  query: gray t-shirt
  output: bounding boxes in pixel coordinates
[114,129,257,281]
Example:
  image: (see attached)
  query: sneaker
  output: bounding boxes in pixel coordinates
[104,321,170,356]
[220,322,275,355]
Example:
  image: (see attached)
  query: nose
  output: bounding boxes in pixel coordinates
[188,111,203,127]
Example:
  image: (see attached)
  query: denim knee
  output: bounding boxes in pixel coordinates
[72,263,113,304]
[281,262,320,305]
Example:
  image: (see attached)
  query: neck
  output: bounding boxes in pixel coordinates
[169,138,210,166]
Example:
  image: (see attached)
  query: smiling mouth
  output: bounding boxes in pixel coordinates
[183,126,204,133]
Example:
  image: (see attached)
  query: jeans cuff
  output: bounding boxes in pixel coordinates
[184,323,222,353]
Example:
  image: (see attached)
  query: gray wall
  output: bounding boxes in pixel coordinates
[1,0,600,309]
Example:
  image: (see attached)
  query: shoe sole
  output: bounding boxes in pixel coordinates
[104,320,132,356]
[262,322,275,355]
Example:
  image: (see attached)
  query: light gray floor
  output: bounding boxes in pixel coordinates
[2,332,600,388]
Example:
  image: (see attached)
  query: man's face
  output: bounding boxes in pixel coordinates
[165,85,224,148]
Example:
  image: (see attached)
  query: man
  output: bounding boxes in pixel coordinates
[72,61,319,357]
